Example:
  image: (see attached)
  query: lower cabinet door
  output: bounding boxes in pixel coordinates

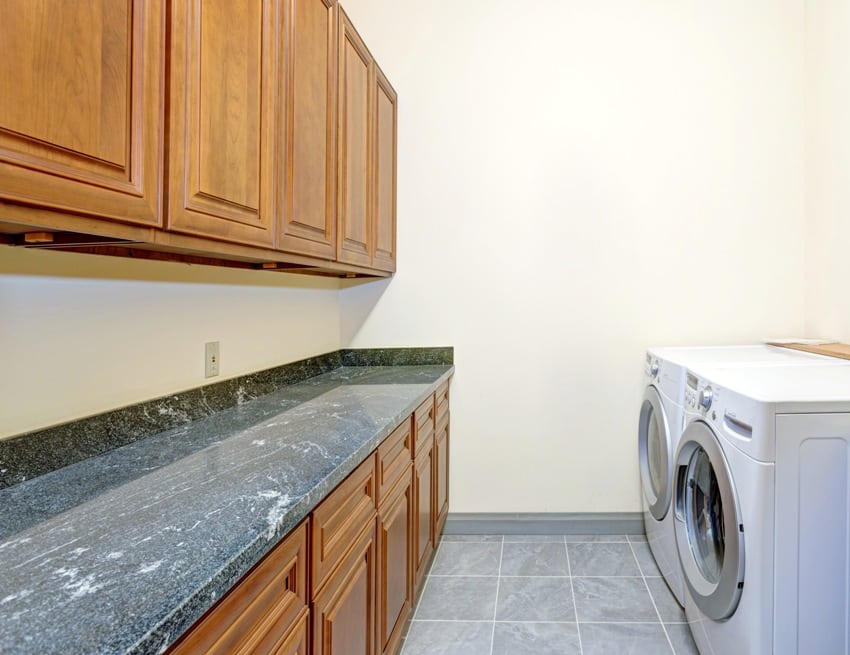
[413,442,434,588]
[377,468,413,655]
[434,420,449,539]
[312,521,377,655]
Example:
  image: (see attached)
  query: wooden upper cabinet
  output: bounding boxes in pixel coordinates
[372,65,397,273]
[336,8,373,268]
[279,0,337,259]
[0,0,163,226]
[167,0,280,248]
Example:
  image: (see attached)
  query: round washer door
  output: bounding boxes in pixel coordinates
[674,420,745,620]
[638,385,673,520]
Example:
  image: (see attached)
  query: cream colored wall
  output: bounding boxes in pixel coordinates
[339,0,807,512]
[0,248,341,439]
[805,0,850,341]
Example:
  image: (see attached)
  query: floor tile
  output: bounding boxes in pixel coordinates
[573,577,659,622]
[430,541,502,576]
[627,533,648,542]
[630,540,662,576]
[645,577,685,622]
[414,576,498,620]
[579,622,673,655]
[665,623,700,655]
[401,621,493,655]
[496,577,574,621]
[504,534,566,542]
[565,534,628,542]
[441,534,503,542]
[492,622,581,655]
[568,542,642,576]
[500,542,569,576]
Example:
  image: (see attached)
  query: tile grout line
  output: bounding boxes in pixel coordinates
[565,537,584,655]
[488,536,505,655]
[629,539,677,654]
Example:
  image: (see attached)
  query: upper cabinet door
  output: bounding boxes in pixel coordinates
[372,65,397,273]
[168,0,280,248]
[279,0,337,259]
[0,0,164,226]
[336,8,373,268]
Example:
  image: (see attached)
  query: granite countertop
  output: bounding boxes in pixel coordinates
[0,363,453,655]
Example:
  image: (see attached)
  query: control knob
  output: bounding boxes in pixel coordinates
[650,363,659,377]
[698,387,713,410]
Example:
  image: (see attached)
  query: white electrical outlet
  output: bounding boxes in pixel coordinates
[205,341,220,378]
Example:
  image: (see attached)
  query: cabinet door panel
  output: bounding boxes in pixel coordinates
[372,65,397,272]
[434,421,449,539]
[0,0,163,225]
[168,0,279,246]
[377,470,413,655]
[280,0,336,258]
[336,9,372,267]
[413,444,434,588]
[312,522,376,655]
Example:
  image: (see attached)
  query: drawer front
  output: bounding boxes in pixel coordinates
[413,395,435,459]
[376,418,412,505]
[311,455,377,595]
[168,520,309,655]
[435,381,450,429]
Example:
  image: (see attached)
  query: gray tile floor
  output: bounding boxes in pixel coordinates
[401,534,699,655]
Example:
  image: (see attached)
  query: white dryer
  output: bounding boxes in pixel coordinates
[673,365,850,655]
[639,345,846,607]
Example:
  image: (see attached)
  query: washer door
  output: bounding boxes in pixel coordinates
[674,420,745,620]
[638,385,673,520]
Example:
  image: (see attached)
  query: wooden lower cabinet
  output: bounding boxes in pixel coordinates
[168,385,450,655]
[377,468,413,655]
[312,521,377,655]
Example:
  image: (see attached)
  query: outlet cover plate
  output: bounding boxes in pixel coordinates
[205,341,220,378]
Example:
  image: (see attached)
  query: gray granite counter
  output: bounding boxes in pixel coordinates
[0,363,453,655]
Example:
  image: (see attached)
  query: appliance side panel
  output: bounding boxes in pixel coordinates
[775,413,850,655]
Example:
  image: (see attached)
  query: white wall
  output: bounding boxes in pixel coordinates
[805,0,850,341]
[0,248,341,439]
[340,0,807,512]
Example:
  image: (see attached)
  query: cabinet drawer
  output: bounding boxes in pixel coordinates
[168,520,308,655]
[311,455,377,595]
[412,396,435,459]
[435,381,450,430]
[376,418,412,505]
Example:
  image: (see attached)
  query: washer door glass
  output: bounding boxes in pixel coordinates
[674,420,744,621]
[685,446,724,584]
[639,386,671,519]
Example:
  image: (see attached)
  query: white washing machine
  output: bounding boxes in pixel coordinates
[673,364,850,655]
[639,345,846,607]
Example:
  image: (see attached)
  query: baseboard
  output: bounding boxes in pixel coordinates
[444,512,644,535]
